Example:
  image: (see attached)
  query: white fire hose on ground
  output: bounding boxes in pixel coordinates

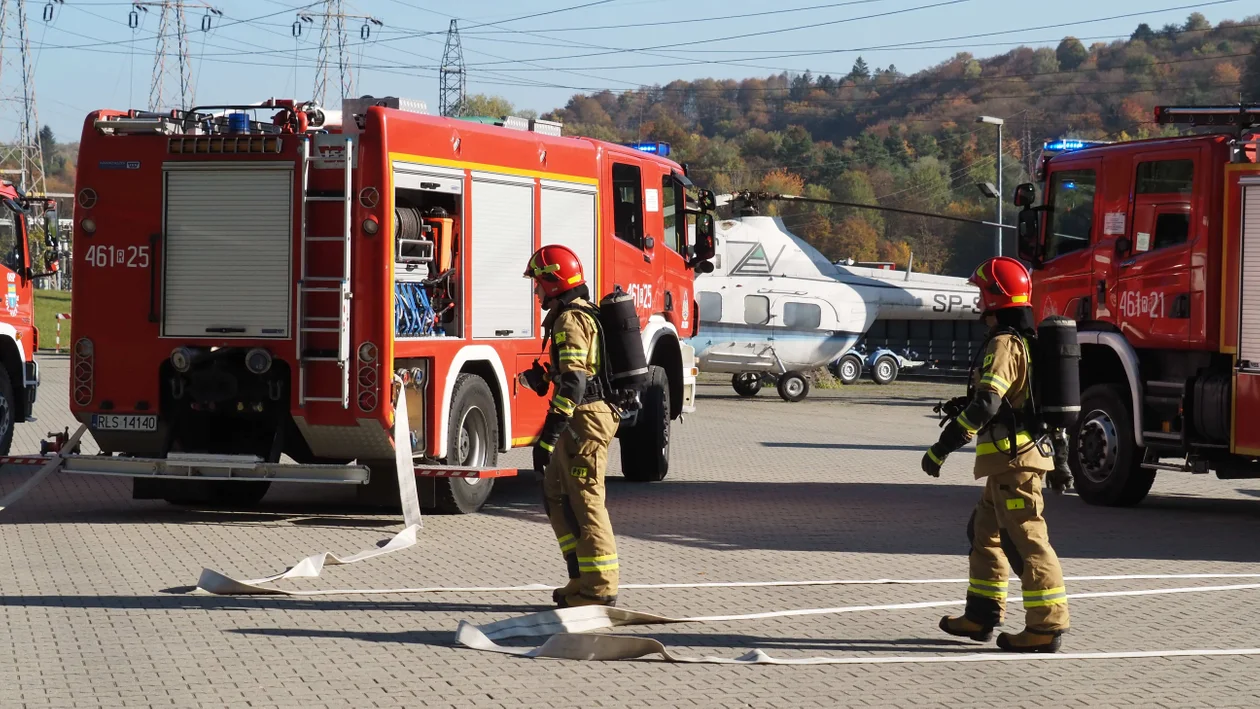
[6,395,1260,665]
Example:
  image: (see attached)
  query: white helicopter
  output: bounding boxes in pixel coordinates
[684,191,996,402]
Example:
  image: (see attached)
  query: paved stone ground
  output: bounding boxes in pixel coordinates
[4,356,1260,708]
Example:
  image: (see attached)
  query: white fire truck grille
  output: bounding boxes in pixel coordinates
[1240,183,1260,364]
[162,166,294,339]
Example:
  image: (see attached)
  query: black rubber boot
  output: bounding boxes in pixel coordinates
[996,628,1064,653]
[939,615,995,642]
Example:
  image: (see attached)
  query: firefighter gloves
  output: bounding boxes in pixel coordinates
[922,447,945,477]
[519,359,551,397]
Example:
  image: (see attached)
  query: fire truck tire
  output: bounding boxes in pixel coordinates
[0,370,14,456]
[732,372,762,397]
[619,364,669,482]
[1069,383,1155,507]
[434,373,499,514]
[776,371,810,402]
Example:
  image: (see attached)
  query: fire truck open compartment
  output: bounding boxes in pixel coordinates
[393,163,464,339]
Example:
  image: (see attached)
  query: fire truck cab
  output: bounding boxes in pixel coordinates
[68,96,715,512]
[0,182,52,454]
[1013,105,1260,506]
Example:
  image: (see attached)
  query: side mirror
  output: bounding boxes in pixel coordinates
[1016,207,1041,266]
[698,188,716,212]
[690,213,716,264]
[1013,183,1036,208]
[43,208,57,247]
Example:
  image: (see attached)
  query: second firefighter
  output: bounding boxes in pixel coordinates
[521,244,621,608]
[922,256,1071,653]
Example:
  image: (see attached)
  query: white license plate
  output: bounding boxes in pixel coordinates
[91,414,158,432]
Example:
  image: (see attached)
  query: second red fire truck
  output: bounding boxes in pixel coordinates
[1014,104,1260,506]
[67,96,715,512]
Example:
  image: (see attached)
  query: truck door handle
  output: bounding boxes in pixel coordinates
[148,233,161,323]
[1097,279,1106,300]
[664,290,673,311]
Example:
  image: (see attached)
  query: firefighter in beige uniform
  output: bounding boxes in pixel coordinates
[522,244,621,608]
[922,256,1071,653]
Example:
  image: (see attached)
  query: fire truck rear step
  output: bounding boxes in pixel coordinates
[60,454,371,484]
[1,455,520,482]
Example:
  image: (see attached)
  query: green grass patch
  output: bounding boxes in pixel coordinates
[34,289,71,351]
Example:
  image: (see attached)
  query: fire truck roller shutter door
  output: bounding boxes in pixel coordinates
[1238,185,1260,361]
[162,166,293,338]
[470,173,535,340]
[540,180,598,297]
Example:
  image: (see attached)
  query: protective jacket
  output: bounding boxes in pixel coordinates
[929,330,1053,477]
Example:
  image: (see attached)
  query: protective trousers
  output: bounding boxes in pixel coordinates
[964,468,1070,632]
[542,402,620,601]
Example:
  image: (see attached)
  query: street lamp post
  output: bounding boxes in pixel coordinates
[976,115,1004,257]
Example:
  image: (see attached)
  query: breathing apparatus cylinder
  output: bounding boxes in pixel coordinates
[596,291,649,394]
[1035,315,1081,429]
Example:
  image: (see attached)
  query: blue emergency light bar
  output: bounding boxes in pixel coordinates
[1043,139,1110,152]
[624,141,670,156]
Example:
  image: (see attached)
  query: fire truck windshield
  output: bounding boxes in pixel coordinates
[0,199,24,272]
[1043,168,1097,261]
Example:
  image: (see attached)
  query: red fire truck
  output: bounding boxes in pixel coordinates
[67,96,715,512]
[0,182,54,454]
[1013,104,1260,507]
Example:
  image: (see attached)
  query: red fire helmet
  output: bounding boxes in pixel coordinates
[523,244,586,299]
[968,256,1032,312]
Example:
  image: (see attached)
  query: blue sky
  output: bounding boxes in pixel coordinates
[17,0,1256,142]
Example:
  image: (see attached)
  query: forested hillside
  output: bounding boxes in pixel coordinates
[538,13,1260,276]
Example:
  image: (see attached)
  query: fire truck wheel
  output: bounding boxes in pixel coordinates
[434,373,499,514]
[619,365,670,482]
[776,371,810,402]
[731,372,762,397]
[1069,383,1155,507]
[0,370,13,456]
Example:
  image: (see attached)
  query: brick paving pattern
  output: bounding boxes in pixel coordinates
[3,359,1260,707]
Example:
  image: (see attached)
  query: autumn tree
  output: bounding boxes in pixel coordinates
[833,216,880,262]
[848,57,870,81]
[462,93,515,117]
[1056,37,1089,70]
[1246,43,1260,101]
[1183,12,1210,32]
